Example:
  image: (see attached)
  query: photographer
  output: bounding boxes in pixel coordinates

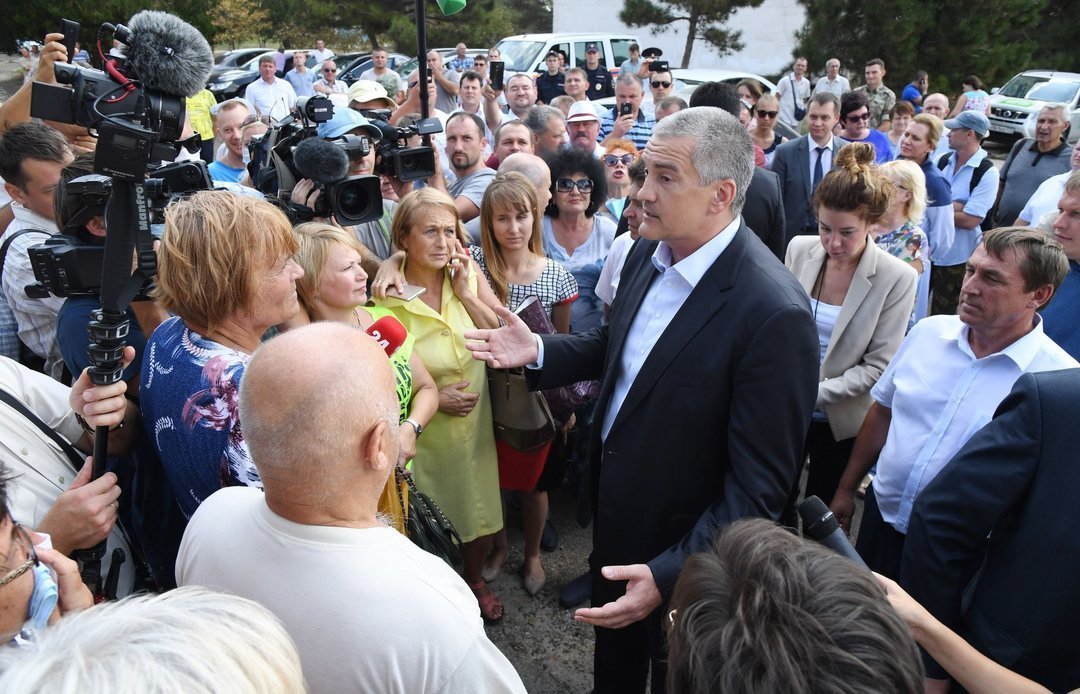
[52,153,168,384]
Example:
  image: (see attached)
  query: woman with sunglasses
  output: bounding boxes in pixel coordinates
[783,143,917,513]
[749,93,788,169]
[541,148,614,333]
[598,139,637,222]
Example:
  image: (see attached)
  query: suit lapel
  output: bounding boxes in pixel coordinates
[606,227,748,435]
[822,243,876,364]
[800,137,813,202]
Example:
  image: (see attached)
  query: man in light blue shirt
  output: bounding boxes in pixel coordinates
[831,227,1077,579]
[283,51,315,97]
[930,110,999,316]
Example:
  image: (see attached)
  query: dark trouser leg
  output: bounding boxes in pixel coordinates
[591,560,668,694]
[855,484,906,579]
[930,264,965,316]
[804,420,856,507]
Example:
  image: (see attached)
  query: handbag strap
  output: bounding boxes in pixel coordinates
[0,387,84,469]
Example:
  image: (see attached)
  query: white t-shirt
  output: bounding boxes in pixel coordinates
[243,77,297,120]
[595,231,635,306]
[177,487,526,694]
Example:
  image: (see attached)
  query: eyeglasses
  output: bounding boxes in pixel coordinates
[241,114,272,127]
[322,68,335,73]
[604,154,634,167]
[555,178,594,193]
[0,523,38,589]
[756,110,778,119]
[650,81,672,89]
[846,112,870,122]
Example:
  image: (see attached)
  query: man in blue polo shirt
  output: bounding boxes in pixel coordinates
[931,111,1000,315]
[598,72,654,152]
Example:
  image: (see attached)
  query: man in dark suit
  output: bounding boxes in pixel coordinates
[689,81,786,259]
[771,92,842,245]
[466,107,818,693]
[901,369,1080,693]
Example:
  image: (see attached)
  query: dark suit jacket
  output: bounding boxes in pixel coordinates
[742,167,786,260]
[902,369,1080,691]
[771,135,839,245]
[533,223,818,597]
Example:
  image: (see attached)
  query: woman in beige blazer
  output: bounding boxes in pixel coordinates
[785,143,918,507]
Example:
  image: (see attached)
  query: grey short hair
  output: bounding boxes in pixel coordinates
[652,107,755,214]
[0,587,305,693]
[1039,102,1073,125]
[1065,169,1080,195]
[615,71,644,91]
[523,105,565,136]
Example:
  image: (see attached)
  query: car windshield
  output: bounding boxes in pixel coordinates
[1026,81,1080,103]
[492,40,545,72]
[998,74,1049,98]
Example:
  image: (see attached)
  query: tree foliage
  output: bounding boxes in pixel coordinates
[619,0,764,68]
[209,0,270,49]
[794,0,1049,97]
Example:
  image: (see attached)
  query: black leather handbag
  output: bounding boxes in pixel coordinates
[397,469,463,568]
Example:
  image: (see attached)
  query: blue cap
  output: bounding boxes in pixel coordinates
[943,111,989,138]
[317,107,382,140]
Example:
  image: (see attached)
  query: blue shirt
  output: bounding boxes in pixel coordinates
[56,297,146,382]
[917,155,955,262]
[901,83,923,113]
[207,160,245,184]
[598,107,655,152]
[840,129,893,164]
[1042,261,1080,360]
[936,148,1000,266]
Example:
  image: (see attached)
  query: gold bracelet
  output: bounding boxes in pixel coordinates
[74,412,124,434]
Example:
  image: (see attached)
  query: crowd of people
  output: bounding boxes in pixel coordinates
[0,23,1078,694]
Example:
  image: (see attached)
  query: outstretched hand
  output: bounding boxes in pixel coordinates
[464,305,538,368]
[575,564,663,629]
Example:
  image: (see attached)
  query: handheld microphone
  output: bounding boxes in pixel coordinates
[122,11,214,97]
[364,315,407,358]
[293,138,349,184]
[798,495,869,570]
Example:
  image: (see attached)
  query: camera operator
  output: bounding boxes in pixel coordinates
[0,122,75,380]
[288,108,399,269]
[52,154,168,384]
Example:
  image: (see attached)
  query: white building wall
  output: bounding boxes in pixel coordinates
[552,0,805,76]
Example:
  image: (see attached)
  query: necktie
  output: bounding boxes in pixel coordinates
[812,146,826,191]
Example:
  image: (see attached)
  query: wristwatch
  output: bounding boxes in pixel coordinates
[403,418,424,437]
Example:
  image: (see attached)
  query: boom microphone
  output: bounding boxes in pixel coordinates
[798,495,869,570]
[293,138,349,184]
[121,11,214,97]
[365,315,408,358]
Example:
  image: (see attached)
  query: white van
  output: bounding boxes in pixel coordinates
[491,33,640,77]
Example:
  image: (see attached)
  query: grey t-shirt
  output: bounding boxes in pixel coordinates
[351,200,398,260]
[448,168,496,211]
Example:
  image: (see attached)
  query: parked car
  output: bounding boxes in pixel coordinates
[209,47,273,82]
[207,50,321,101]
[338,52,412,85]
[989,70,1080,144]
[669,68,778,96]
[492,33,639,77]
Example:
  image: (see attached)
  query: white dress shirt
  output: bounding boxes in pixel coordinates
[807,135,837,188]
[870,315,1078,533]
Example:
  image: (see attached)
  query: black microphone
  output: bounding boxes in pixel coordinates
[293,138,349,184]
[798,495,869,570]
[122,11,214,97]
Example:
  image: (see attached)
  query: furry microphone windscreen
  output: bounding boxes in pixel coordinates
[292,138,350,184]
[125,11,214,97]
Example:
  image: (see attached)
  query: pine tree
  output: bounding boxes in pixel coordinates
[619,0,765,68]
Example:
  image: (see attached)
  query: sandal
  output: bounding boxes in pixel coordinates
[468,579,505,625]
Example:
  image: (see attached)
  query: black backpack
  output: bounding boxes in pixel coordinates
[938,152,996,231]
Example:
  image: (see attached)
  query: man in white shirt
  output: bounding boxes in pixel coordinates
[0,122,74,379]
[309,39,333,65]
[831,227,1078,578]
[243,54,297,120]
[777,56,811,128]
[177,323,526,694]
[814,58,850,98]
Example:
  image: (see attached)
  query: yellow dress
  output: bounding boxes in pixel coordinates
[373,270,502,543]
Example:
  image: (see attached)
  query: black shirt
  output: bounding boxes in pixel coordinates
[584,65,613,100]
[536,71,565,104]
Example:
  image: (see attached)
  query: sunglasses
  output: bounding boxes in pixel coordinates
[0,523,38,589]
[322,68,335,73]
[556,178,594,193]
[650,81,672,89]
[846,112,870,122]
[604,154,634,167]
[241,114,273,127]
[756,110,778,119]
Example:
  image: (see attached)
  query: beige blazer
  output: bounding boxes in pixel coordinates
[785,236,918,440]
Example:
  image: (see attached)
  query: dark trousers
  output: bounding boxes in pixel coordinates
[591,562,667,693]
[855,484,907,579]
[930,264,965,316]
[780,420,854,528]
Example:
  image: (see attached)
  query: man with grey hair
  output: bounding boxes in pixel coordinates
[464,107,818,692]
[523,105,566,159]
[814,58,850,98]
[994,103,1074,227]
[922,93,952,161]
[177,322,526,694]
[598,72,654,151]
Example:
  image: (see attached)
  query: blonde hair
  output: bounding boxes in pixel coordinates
[293,222,366,317]
[391,187,467,251]
[880,160,927,225]
[479,172,544,303]
[155,191,298,332]
[813,143,893,225]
